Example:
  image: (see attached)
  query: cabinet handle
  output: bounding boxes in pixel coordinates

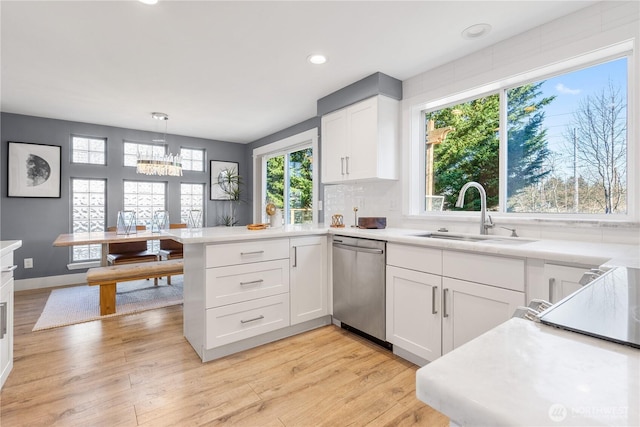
[292,246,297,268]
[548,278,555,303]
[1,265,17,273]
[240,279,264,287]
[340,157,345,175]
[432,286,438,314]
[240,315,264,324]
[345,156,350,174]
[240,250,264,256]
[443,288,449,318]
[0,302,6,339]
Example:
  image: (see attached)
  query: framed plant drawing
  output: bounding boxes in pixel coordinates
[7,141,62,198]
[210,160,240,200]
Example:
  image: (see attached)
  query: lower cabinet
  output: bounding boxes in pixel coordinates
[386,265,442,361]
[290,236,328,325]
[386,244,525,365]
[1,250,16,390]
[543,263,592,303]
[441,277,524,354]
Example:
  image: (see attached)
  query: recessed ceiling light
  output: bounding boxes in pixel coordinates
[461,23,492,40]
[139,0,158,5]
[307,54,327,65]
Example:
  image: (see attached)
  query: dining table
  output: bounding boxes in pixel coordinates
[53,230,177,266]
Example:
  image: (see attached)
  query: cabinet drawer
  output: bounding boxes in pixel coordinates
[443,251,524,292]
[206,259,290,308]
[1,252,16,287]
[205,294,290,348]
[206,239,289,268]
[387,243,442,275]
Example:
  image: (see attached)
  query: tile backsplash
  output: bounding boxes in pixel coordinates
[323,180,640,246]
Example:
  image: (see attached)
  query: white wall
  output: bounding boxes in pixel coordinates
[325,1,640,245]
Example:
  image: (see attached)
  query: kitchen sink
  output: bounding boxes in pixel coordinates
[414,232,535,245]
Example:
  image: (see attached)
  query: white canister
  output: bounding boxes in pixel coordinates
[269,209,283,228]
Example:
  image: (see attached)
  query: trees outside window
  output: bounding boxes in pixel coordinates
[423,56,627,216]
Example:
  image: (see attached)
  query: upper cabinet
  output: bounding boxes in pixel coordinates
[321,95,399,184]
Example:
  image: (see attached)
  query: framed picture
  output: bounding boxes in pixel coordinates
[210,160,239,200]
[7,141,62,198]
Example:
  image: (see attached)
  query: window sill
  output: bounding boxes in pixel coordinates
[67,261,100,270]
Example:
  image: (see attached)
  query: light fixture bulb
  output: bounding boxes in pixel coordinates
[139,0,158,5]
[307,54,327,65]
[151,112,169,120]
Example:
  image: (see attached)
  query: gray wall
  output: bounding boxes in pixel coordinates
[1,112,249,279]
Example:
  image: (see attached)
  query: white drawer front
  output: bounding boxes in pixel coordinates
[1,252,16,287]
[387,243,442,275]
[206,239,289,268]
[206,259,290,308]
[206,294,290,348]
[443,251,524,292]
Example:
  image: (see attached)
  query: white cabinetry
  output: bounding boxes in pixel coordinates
[386,244,525,365]
[387,265,442,361]
[290,236,328,325]
[321,95,399,184]
[1,248,17,390]
[183,236,330,362]
[544,263,592,303]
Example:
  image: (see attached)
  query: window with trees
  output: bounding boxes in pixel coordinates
[71,178,106,261]
[423,56,628,216]
[71,135,106,165]
[266,146,313,225]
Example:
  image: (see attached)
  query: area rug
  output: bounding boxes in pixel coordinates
[32,275,183,331]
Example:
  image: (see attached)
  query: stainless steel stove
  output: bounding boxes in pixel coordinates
[538,266,640,348]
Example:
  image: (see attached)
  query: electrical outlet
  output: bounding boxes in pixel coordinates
[24,258,33,269]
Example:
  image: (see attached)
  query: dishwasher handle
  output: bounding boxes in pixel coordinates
[332,242,383,255]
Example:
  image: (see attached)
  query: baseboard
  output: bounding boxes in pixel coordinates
[15,272,86,292]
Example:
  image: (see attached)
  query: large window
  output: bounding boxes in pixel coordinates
[72,135,106,165]
[421,56,628,216]
[71,178,106,261]
[123,180,166,250]
[180,183,205,226]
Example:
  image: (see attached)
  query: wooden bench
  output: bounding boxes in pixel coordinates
[86,260,184,315]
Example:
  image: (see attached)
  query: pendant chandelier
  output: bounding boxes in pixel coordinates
[136,112,183,176]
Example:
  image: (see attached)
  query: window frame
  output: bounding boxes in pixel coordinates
[406,43,635,222]
[123,140,167,168]
[71,135,107,165]
[252,128,319,225]
[180,182,206,226]
[69,177,107,263]
[180,147,206,172]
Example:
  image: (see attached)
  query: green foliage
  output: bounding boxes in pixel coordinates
[266,148,313,212]
[427,83,553,211]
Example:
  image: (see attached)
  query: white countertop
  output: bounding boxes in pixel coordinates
[0,240,22,257]
[416,317,640,427]
[171,225,639,269]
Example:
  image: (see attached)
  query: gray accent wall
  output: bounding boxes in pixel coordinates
[1,112,248,280]
[316,72,402,116]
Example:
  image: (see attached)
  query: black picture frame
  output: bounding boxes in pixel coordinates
[210,160,239,200]
[7,141,62,198]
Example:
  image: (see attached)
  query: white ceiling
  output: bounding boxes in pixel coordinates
[1,1,595,144]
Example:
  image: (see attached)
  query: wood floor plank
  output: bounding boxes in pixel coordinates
[0,288,448,426]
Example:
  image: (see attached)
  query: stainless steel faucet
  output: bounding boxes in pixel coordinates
[455,181,493,235]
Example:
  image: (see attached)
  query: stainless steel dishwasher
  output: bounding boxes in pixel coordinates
[332,236,390,348]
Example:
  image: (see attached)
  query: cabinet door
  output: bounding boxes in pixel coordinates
[544,264,590,303]
[321,109,347,183]
[290,236,328,325]
[346,96,378,181]
[0,278,14,390]
[442,277,524,354]
[386,266,442,362]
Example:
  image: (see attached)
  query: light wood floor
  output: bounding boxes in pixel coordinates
[1,288,448,426]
